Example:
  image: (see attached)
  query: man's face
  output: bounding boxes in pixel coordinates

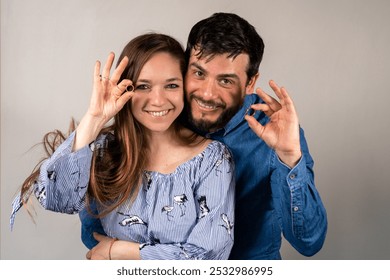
[185,49,257,133]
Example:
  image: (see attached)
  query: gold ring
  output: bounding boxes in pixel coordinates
[125,85,134,92]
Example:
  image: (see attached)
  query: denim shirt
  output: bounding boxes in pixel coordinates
[206,94,327,259]
[79,94,327,259]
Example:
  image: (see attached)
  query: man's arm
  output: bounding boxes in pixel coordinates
[271,128,327,256]
[245,80,327,255]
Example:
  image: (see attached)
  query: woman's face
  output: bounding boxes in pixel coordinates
[131,52,184,134]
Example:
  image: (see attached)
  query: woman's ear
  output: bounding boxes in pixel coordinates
[245,73,260,94]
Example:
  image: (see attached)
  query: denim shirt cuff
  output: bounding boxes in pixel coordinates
[274,152,308,238]
[274,153,307,188]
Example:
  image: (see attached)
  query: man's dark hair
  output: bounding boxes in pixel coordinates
[185,12,265,81]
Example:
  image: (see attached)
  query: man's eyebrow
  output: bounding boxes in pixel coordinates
[217,73,240,81]
[189,62,207,73]
[189,62,240,81]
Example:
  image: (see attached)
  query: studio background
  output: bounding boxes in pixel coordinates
[1,0,390,259]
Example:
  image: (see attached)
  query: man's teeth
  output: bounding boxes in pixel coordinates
[197,99,216,109]
[148,110,169,117]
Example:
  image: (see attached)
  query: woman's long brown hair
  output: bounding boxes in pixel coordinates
[20,33,195,217]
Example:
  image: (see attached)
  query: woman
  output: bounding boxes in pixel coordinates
[10,33,235,260]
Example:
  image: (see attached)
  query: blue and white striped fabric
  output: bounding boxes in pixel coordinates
[11,132,235,260]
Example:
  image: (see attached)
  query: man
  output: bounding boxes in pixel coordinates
[81,12,327,260]
[182,12,326,259]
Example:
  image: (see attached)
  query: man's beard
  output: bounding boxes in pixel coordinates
[187,98,242,133]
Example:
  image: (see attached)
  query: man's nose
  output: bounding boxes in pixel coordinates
[200,79,217,100]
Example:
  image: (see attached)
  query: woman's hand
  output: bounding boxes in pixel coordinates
[73,53,134,151]
[88,52,134,124]
[86,232,141,260]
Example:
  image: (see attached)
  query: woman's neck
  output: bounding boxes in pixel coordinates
[144,126,209,174]
[145,126,178,154]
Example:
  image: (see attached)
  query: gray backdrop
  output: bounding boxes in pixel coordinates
[1,0,390,259]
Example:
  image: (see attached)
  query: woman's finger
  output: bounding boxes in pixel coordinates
[111,56,129,85]
[113,79,133,96]
[101,52,115,83]
[91,60,104,101]
[115,85,135,110]
[93,60,101,83]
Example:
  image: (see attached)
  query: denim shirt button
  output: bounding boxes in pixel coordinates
[293,206,299,212]
[289,174,296,180]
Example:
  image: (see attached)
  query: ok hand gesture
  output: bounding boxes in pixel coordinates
[73,52,134,151]
[88,52,134,123]
[245,80,302,168]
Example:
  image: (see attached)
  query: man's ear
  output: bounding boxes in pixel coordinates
[245,73,260,94]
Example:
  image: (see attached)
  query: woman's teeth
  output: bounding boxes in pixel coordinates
[147,110,169,117]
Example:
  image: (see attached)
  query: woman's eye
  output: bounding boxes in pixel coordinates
[166,84,179,89]
[135,84,150,91]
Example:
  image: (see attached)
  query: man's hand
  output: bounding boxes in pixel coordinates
[245,80,302,168]
[85,232,115,260]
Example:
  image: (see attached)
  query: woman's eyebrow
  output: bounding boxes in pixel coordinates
[166,77,183,82]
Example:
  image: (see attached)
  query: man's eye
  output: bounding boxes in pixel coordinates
[194,71,204,77]
[220,79,232,85]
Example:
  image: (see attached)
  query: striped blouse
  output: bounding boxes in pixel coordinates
[11,132,235,260]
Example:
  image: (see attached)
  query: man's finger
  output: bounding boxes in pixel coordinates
[93,232,105,241]
[269,80,283,100]
[255,87,281,112]
[244,115,265,139]
[250,103,274,117]
[86,250,92,260]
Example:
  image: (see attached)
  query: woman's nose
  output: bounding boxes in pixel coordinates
[149,87,165,106]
